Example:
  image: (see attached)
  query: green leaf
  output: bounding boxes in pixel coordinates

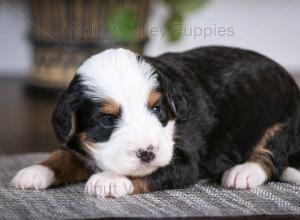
[162,0,207,42]
[162,0,207,13]
[166,12,183,42]
[107,6,139,42]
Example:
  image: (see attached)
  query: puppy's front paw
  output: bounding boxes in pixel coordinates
[85,171,134,198]
[11,165,55,190]
[221,162,267,189]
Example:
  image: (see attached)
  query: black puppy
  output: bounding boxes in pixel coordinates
[12,46,300,198]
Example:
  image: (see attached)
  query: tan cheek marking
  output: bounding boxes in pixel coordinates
[100,99,120,116]
[129,177,150,194]
[250,123,283,178]
[77,132,95,150]
[148,90,161,108]
[77,132,88,142]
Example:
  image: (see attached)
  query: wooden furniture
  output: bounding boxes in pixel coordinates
[27,0,150,90]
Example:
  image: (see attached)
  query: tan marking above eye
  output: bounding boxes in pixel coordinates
[148,90,161,108]
[100,99,120,116]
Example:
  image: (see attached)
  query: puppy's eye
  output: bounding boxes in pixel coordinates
[100,116,115,128]
[150,105,161,115]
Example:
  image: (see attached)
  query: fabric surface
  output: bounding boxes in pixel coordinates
[0,153,299,219]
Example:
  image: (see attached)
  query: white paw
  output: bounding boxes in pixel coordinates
[11,165,55,190]
[85,171,134,198]
[280,167,300,184]
[221,162,267,189]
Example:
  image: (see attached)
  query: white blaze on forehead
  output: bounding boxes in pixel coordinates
[77,48,158,107]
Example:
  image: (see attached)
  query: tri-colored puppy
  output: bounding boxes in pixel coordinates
[12,46,300,198]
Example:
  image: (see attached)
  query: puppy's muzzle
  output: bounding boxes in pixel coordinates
[136,146,155,163]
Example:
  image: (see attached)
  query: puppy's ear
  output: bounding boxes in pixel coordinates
[52,75,82,145]
[158,73,190,121]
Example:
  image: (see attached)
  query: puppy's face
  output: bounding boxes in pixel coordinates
[53,49,182,177]
[76,87,175,177]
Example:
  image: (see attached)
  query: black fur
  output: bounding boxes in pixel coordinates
[52,75,83,144]
[52,46,300,191]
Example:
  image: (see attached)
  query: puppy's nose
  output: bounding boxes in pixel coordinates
[136,148,155,163]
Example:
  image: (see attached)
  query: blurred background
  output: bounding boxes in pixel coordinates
[0,0,299,155]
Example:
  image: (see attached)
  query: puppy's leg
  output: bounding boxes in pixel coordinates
[84,171,151,198]
[280,167,300,184]
[221,162,268,189]
[222,123,289,189]
[12,149,91,190]
[84,171,135,198]
[84,150,199,197]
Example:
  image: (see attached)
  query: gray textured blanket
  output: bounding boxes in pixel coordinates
[0,153,299,219]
